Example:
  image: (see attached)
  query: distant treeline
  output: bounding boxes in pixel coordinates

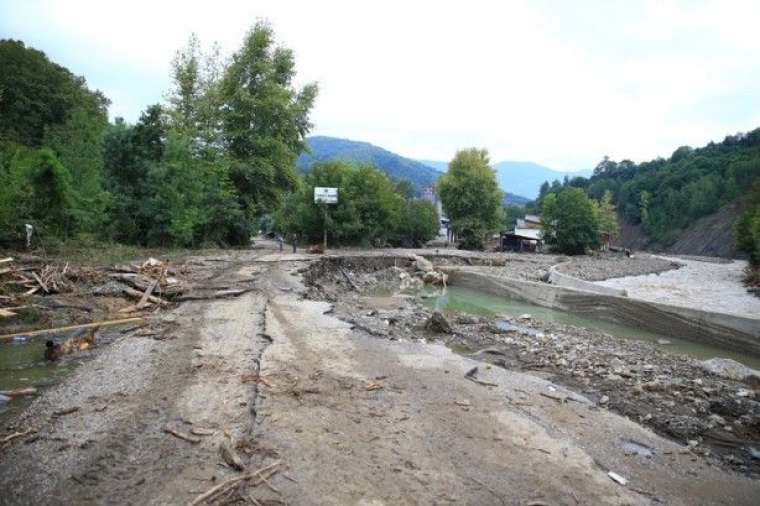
[534,131,760,261]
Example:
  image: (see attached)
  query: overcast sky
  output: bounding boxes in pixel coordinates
[2,0,759,170]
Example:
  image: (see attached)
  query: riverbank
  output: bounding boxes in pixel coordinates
[596,256,760,317]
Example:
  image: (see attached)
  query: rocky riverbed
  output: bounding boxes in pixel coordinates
[304,256,760,476]
[557,253,681,281]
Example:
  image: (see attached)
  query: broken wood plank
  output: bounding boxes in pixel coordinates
[163,427,200,444]
[136,279,159,310]
[31,271,49,293]
[0,317,144,342]
[123,287,168,306]
[338,266,359,291]
[0,257,12,264]
[0,309,17,318]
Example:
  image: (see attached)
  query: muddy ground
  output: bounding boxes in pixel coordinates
[1,246,759,505]
[304,255,760,475]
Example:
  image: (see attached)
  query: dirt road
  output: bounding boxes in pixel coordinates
[1,247,758,505]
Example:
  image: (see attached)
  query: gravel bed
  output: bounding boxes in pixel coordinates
[557,253,681,281]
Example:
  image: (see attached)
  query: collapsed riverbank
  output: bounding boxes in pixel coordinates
[303,254,760,476]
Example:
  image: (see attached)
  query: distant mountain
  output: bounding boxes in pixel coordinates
[420,159,591,200]
[492,161,592,200]
[298,136,535,205]
[298,136,441,192]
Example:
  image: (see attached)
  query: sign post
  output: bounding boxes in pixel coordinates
[314,187,338,250]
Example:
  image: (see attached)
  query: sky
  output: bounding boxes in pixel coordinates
[2,0,760,171]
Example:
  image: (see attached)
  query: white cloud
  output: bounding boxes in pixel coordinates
[2,0,758,169]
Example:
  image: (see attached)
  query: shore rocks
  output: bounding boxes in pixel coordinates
[425,312,452,334]
[700,358,760,386]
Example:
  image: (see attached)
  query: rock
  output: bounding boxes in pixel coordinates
[518,314,532,320]
[0,394,10,405]
[425,312,452,334]
[411,255,434,273]
[422,270,448,285]
[657,339,672,345]
[599,395,610,405]
[660,416,708,440]
[700,358,760,386]
[455,315,481,325]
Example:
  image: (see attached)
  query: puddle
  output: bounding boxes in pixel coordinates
[0,327,126,421]
[419,285,760,370]
[621,439,655,458]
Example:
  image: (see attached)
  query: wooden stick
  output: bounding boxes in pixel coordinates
[163,427,201,444]
[1,428,35,445]
[0,387,38,397]
[0,317,144,342]
[0,257,12,264]
[31,271,49,293]
[189,461,281,506]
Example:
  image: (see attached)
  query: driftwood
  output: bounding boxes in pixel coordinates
[123,287,168,306]
[52,406,80,417]
[0,387,37,397]
[1,428,35,445]
[136,279,159,309]
[0,317,144,342]
[189,460,282,506]
[163,427,200,444]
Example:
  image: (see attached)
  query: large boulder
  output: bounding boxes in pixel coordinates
[411,255,434,273]
[425,312,452,334]
[700,358,760,386]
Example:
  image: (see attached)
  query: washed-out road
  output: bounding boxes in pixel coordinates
[1,246,758,505]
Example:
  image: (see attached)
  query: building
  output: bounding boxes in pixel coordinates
[501,214,544,252]
[421,185,449,240]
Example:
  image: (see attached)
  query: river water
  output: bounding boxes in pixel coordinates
[419,285,760,369]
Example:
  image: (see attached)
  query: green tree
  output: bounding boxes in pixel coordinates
[220,22,318,220]
[736,181,760,265]
[592,191,619,240]
[542,188,600,255]
[437,148,504,249]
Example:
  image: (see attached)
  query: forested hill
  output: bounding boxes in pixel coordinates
[572,129,760,251]
[298,137,441,191]
[298,136,531,204]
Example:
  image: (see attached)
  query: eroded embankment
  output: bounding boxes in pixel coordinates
[301,255,760,476]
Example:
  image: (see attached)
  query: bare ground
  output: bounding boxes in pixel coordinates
[1,246,759,505]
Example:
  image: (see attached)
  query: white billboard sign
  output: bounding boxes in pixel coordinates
[314,187,338,204]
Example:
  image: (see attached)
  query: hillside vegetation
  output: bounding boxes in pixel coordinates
[552,131,760,254]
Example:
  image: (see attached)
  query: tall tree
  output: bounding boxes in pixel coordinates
[541,188,600,255]
[219,22,318,219]
[437,148,504,249]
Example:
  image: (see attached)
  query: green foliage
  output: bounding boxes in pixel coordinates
[579,130,760,247]
[593,191,620,239]
[437,148,504,249]
[735,181,760,265]
[220,22,318,216]
[274,161,438,247]
[541,188,600,255]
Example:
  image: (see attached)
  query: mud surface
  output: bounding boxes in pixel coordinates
[1,246,759,505]
[304,256,760,476]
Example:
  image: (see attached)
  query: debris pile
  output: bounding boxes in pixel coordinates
[106,257,184,313]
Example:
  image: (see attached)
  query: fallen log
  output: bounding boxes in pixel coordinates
[136,279,159,309]
[123,287,168,306]
[0,317,144,342]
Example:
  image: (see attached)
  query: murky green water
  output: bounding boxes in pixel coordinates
[0,336,73,417]
[420,285,760,369]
